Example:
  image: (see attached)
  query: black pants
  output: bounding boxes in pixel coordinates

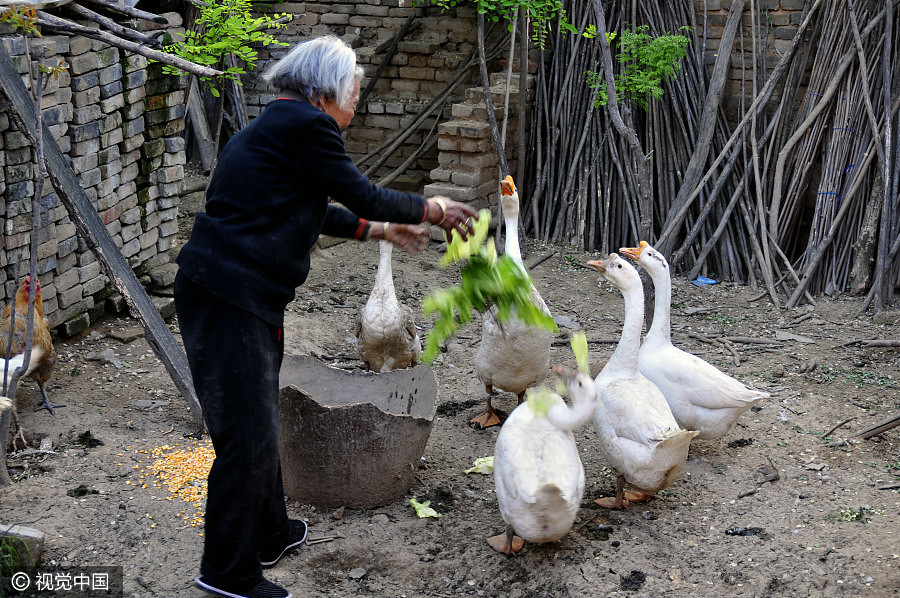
[174,272,290,590]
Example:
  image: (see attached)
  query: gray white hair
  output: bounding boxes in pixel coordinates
[263,35,364,110]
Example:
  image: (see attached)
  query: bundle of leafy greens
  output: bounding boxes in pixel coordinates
[422,209,558,362]
[571,332,589,374]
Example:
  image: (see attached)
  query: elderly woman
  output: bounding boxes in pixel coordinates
[176,35,477,598]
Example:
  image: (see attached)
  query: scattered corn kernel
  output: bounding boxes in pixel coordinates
[125,438,215,528]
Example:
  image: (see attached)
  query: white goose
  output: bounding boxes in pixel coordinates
[588,253,696,509]
[472,176,552,427]
[489,363,597,555]
[620,241,769,439]
[354,239,421,372]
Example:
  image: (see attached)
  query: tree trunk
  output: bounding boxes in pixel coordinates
[850,163,883,294]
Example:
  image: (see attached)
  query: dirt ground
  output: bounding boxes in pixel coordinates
[2,175,900,597]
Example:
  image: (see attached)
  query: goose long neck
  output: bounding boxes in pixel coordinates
[547,387,597,432]
[607,282,644,375]
[504,215,522,265]
[646,267,671,343]
[375,240,394,288]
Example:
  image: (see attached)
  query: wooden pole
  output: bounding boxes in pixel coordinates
[476,12,510,178]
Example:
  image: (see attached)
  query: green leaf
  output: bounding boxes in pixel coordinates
[464,456,494,474]
[422,248,557,362]
[410,498,442,518]
[526,386,556,418]
[571,332,589,374]
[584,24,690,111]
[440,209,491,267]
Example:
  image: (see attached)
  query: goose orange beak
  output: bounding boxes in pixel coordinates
[500,175,516,196]
[552,363,577,383]
[586,253,616,274]
[619,240,648,261]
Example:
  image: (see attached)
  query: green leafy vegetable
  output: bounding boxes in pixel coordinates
[526,386,557,418]
[554,378,567,397]
[410,498,442,518]
[464,456,494,475]
[571,332,589,374]
[422,213,558,362]
[440,209,491,267]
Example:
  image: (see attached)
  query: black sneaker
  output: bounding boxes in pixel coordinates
[259,519,308,568]
[195,576,291,598]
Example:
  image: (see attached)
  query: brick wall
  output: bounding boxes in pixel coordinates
[244,1,484,190]
[0,19,187,336]
[696,0,808,120]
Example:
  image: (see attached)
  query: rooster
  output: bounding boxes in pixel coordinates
[1,276,61,415]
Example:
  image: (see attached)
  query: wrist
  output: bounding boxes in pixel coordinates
[428,198,447,226]
[369,221,388,240]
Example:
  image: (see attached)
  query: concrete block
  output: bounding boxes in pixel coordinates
[100,80,124,100]
[72,86,100,107]
[139,228,160,250]
[120,101,142,121]
[122,53,148,73]
[162,151,186,166]
[99,111,123,134]
[54,267,79,292]
[57,284,84,308]
[71,137,101,157]
[69,35,92,56]
[105,293,128,314]
[72,104,102,125]
[58,311,91,337]
[78,167,102,188]
[123,69,147,90]
[100,127,124,148]
[156,165,183,184]
[67,52,99,75]
[95,46,119,68]
[151,295,176,321]
[100,92,125,113]
[163,137,185,152]
[0,525,44,568]
[81,273,106,297]
[157,181,183,197]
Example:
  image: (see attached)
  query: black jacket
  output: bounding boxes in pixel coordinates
[176,98,427,326]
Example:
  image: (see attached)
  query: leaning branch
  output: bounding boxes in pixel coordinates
[36,11,222,78]
[64,2,161,47]
[82,0,167,23]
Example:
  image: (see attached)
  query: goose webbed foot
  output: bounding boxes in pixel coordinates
[469,409,500,429]
[487,524,524,556]
[594,474,631,509]
[624,491,651,503]
[469,385,500,428]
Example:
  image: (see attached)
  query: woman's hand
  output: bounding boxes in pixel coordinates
[426,196,478,240]
[373,222,429,256]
